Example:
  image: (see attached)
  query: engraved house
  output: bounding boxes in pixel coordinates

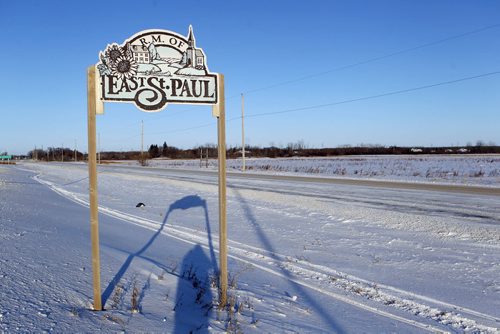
[130,44,150,64]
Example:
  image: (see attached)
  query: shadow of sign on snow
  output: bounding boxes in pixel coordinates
[101,195,218,310]
[231,187,344,333]
[173,244,213,334]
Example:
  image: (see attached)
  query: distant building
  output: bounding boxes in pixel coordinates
[130,44,150,64]
[181,26,206,70]
[410,148,423,153]
[236,150,251,156]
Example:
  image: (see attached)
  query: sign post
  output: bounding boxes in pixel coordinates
[87,65,102,310]
[87,26,227,310]
[213,74,227,305]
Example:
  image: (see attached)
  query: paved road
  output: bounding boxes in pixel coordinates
[91,163,500,196]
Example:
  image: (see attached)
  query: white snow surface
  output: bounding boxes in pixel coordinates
[1,160,500,333]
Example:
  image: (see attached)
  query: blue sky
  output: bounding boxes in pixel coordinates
[1,0,499,155]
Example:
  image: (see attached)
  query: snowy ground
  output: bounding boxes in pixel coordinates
[129,154,500,187]
[1,161,500,333]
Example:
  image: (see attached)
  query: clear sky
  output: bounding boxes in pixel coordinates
[1,0,499,155]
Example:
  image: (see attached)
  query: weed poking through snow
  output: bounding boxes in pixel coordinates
[131,279,139,313]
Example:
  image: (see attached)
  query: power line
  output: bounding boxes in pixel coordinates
[234,22,500,97]
[244,70,500,119]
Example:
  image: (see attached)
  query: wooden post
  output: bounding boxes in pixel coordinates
[214,74,228,306]
[87,65,102,311]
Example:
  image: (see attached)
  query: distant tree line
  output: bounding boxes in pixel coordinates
[27,147,84,161]
[144,141,500,160]
[25,141,500,161]
[227,143,500,158]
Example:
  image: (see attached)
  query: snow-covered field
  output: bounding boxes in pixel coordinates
[1,159,500,333]
[126,155,500,187]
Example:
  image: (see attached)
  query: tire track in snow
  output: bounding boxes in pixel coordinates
[34,174,500,333]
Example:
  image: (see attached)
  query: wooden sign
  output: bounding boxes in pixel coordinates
[88,26,228,311]
[97,26,218,112]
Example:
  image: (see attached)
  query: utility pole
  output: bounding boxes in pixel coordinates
[241,93,246,171]
[74,140,77,162]
[205,148,208,168]
[34,145,37,161]
[141,120,144,162]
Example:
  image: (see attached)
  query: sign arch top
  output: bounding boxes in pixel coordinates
[97,26,218,112]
